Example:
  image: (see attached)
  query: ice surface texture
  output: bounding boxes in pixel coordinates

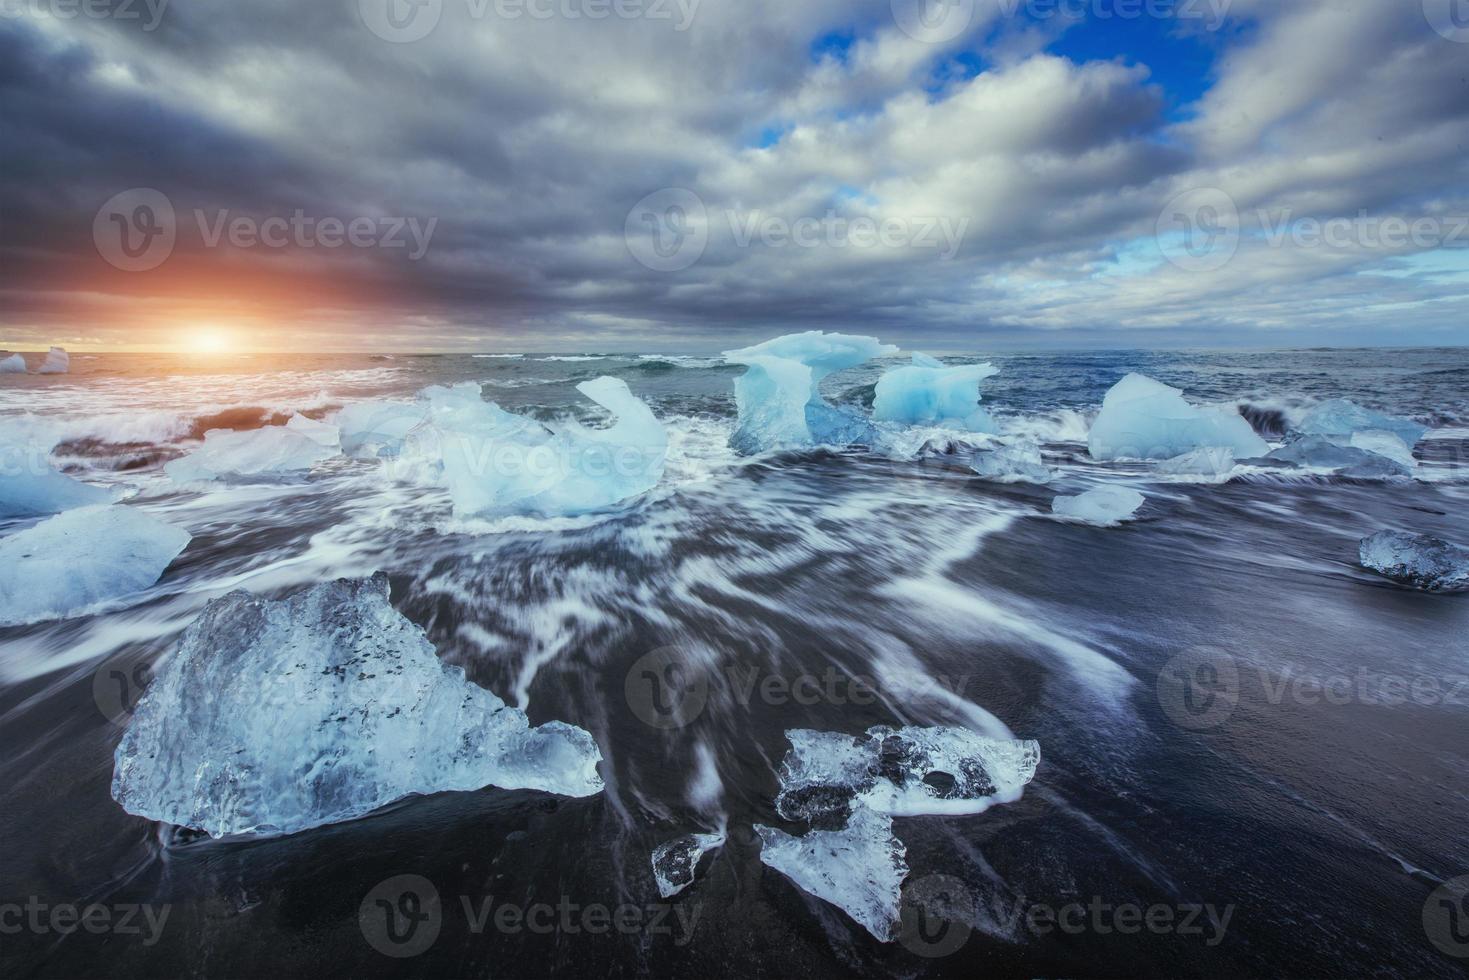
[0,353,25,374]
[0,505,191,626]
[0,456,118,518]
[1359,531,1469,593]
[1299,399,1426,447]
[112,575,604,838]
[1157,447,1236,478]
[725,332,898,454]
[970,442,1055,484]
[166,415,342,482]
[756,726,1040,941]
[37,347,69,375]
[1053,486,1146,525]
[651,832,727,898]
[1266,435,1412,478]
[873,354,999,433]
[1089,374,1269,461]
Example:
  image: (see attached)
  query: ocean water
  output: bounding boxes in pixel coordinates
[1,347,1467,978]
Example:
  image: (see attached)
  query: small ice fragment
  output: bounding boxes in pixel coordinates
[36,347,70,375]
[724,332,898,454]
[0,505,191,626]
[651,832,727,898]
[1053,486,1146,525]
[1266,435,1411,478]
[1157,447,1236,478]
[970,442,1055,484]
[111,574,604,838]
[873,355,1000,433]
[1359,531,1469,593]
[756,805,909,942]
[165,415,341,482]
[0,454,118,518]
[0,353,26,374]
[1299,399,1426,448]
[1088,374,1268,461]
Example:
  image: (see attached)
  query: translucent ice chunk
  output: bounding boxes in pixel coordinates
[1266,435,1411,478]
[1299,399,1426,448]
[0,353,26,374]
[1088,374,1268,460]
[0,505,191,626]
[112,575,604,838]
[970,442,1055,484]
[1348,431,1416,469]
[773,727,1042,824]
[335,400,429,458]
[1359,531,1469,593]
[1053,486,1146,525]
[873,355,999,433]
[37,347,69,375]
[165,415,341,482]
[0,455,118,518]
[651,832,727,898]
[1157,447,1236,478]
[724,332,898,454]
[757,805,909,942]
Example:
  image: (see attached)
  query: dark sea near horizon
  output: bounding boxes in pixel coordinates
[1,346,1467,978]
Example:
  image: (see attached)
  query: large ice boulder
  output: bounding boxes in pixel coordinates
[873,354,999,433]
[112,575,604,838]
[1359,531,1469,593]
[1,454,118,518]
[165,415,341,482]
[1053,486,1146,525]
[0,505,191,626]
[1088,374,1269,461]
[0,353,26,374]
[1266,435,1411,478]
[724,332,898,454]
[37,347,70,375]
[1299,399,1426,448]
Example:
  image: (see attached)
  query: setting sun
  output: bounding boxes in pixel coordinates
[182,327,236,355]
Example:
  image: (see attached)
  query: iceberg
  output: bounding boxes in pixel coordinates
[872,354,999,433]
[165,415,341,482]
[969,442,1055,484]
[1053,486,1146,525]
[724,332,898,454]
[1088,374,1269,461]
[651,831,727,898]
[1266,435,1411,478]
[1,456,118,518]
[37,347,69,375]
[0,353,25,374]
[1157,447,1236,478]
[335,400,428,458]
[112,574,604,838]
[773,727,1041,824]
[1299,399,1426,448]
[0,505,191,627]
[757,805,909,942]
[1359,531,1469,593]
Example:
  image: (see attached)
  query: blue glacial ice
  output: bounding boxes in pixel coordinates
[970,442,1055,484]
[165,415,342,482]
[651,831,727,898]
[1088,374,1269,461]
[36,347,69,375]
[1359,531,1469,593]
[1,452,118,518]
[724,332,897,454]
[112,574,604,838]
[1053,486,1146,525]
[1157,447,1236,478]
[1299,398,1427,448]
[0,353,25,374]
[1266,435,1411,478]
[872,354,999,433]
[0,505,191,626]
[335,400,429,458]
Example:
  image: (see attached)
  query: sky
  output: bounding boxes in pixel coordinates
[1,0,1467,353]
